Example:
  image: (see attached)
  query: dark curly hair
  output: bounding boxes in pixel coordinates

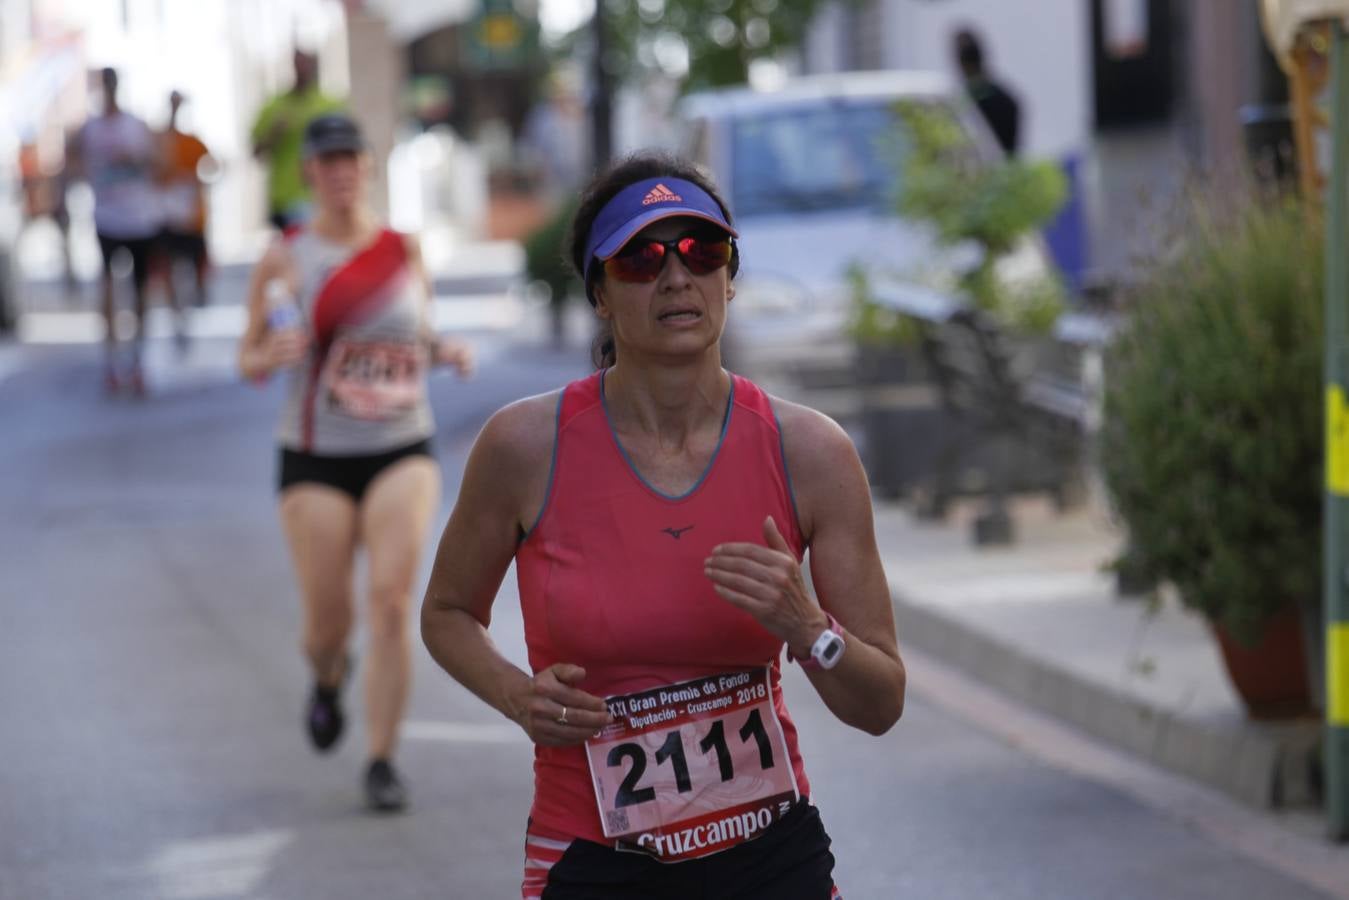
[565,151,737,368]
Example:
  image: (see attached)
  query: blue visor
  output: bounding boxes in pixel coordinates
[583,177,737,288]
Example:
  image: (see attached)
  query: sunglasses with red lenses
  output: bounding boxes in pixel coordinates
[602,233,733,283]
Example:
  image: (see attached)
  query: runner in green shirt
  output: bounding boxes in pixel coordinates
[251,50,346,230]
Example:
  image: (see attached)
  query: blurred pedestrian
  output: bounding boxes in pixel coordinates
[250,50,345,231]
[18,139,50,222]
[18,134,75,293]
[421,151,905,897]
[236,114,474,813]
[953,28,1021,157]
[155,90,216,345]
[66,67,162,394]
[520,71,587,204]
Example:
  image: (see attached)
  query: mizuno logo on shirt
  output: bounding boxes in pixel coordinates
[662,525,695,540]
[642,184,682,205]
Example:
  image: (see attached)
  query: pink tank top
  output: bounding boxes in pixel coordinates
[515,369,810,844]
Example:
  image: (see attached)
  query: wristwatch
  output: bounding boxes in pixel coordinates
[790,612,846,671]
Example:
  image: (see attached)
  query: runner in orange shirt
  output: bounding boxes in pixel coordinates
[156,90,215,333]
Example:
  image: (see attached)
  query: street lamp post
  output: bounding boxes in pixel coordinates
[1326,17,1349,842]
[590,0,613,171]
[1261,0,1349,841]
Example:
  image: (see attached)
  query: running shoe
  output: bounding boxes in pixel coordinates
[364,758,407,813]
[305,654,351,752]
[306,685,344,751]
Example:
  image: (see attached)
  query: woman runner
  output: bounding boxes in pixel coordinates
[238,113,473,812]
[421,152,904,896]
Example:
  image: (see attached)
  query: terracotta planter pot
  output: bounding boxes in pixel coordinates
[1211,604,1316,720]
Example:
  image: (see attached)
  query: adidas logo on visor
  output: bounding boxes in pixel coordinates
[641,183,683,205]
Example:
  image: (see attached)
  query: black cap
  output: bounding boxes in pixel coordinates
[302,113,366,159]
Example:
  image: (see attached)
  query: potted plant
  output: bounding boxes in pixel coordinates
[1099,191,1322,719]
[523,196,581,347]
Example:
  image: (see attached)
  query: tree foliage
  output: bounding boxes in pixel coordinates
[596,0,849,90]
[848,100,1068,344]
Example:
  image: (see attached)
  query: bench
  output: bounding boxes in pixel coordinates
[860,282,1110,545]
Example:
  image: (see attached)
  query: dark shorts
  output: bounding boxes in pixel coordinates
[538,802,839,900]
[96,233,154,290]
[277,438,434,503]
[157,229,208,266]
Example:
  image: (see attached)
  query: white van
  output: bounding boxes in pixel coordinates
[675,70,1053,385]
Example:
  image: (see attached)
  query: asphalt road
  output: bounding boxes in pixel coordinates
[0,326,1338,899]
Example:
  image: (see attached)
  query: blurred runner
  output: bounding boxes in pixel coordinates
[236,114,474,812]
[67,67,161,394]
[155,90,216,339]
[18,135,75,294]
[250,50,345,231]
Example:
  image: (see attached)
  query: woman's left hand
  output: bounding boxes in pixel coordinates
[432,335,475,378]
[704,516,829,660]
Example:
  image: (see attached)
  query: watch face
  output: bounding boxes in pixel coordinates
[813,630,844,669]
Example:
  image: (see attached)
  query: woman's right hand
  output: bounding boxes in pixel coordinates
[512,663,614,747]
[261,328,309,372]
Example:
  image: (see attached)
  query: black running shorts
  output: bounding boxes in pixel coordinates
[539,802,840,899]
[96,233,154,290]
[157,228,208,266]
[277,438,434,503]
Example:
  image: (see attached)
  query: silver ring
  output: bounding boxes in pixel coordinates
[557,706,568,726]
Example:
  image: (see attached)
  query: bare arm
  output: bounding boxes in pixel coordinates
[236,239,307,381]
[404,234,474,377]
[420,396,612,745]
[703,400,905,735]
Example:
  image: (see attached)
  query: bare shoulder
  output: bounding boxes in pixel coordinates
[255,234,295,280]
[245,236,296,318]
[770,395,863,477]
[472,390,562,476]
[400,231,423,262]
[769,395,870,540]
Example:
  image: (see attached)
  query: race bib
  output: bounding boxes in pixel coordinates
[584,668,799,862]
[323,338,425,420]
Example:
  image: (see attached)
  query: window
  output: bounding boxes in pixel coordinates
[730,100,908,217]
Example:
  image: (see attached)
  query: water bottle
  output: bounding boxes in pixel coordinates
[265,279,301,332]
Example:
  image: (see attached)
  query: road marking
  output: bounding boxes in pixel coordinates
[145,828,292,899]
[402,719,527,744]
[15,294,526,345]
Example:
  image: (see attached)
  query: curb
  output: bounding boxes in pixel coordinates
[893,593,1324,811]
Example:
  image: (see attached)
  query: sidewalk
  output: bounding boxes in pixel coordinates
[869,490,1324,813]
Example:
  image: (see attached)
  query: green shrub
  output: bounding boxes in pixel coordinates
[523,196,581,303]
[1100,194,1323,645]
[848,100,1069,344]
[845,262,922,347]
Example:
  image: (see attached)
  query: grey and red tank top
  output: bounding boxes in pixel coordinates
[515,369,811,845]
[276,227,434,455]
